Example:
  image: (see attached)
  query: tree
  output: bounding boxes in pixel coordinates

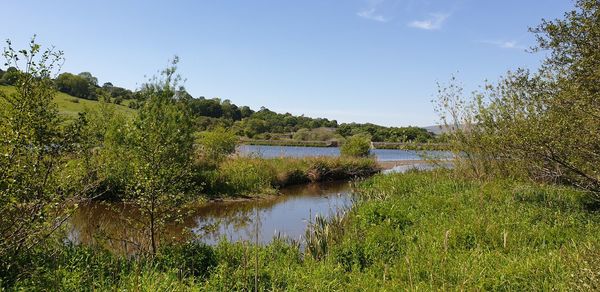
[122,57,197,255]
[0,67,19,85]
[77,71,98,86]
[55,72,95,99]
[0,38,85,262]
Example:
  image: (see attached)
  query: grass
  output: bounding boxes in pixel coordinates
[240,139,337,147]
[0,85,135,119]
[205,156,380,196]
[4,170,599,290]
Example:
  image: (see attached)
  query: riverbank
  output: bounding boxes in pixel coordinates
[204,156,379,197]
[8,170,599,290]
[240,139,449,150]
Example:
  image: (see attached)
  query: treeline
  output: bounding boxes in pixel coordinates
[336,123,434,142]
[192,102,339,138]
[0,67,137,105]
[2,68,438,143]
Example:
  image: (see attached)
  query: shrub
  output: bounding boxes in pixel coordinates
[197,128,238,165]
[340,134,371,157]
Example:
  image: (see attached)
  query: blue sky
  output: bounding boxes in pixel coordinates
[2,0,573,126]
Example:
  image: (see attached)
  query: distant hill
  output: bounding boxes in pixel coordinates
[0,85,135,119]
[423,124,465,135]
[423,125,446,135]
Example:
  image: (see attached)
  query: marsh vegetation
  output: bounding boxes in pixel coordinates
[1,1,600,290]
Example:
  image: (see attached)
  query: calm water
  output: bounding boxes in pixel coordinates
[68,145,449,253]
[68,181,353,253]
[238,144,450,161]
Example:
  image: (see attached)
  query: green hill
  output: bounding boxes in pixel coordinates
[0,85,135,119]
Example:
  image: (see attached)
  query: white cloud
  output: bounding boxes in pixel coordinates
[408,13,450,30]
[481,40,526,50]
[357,8,389,22]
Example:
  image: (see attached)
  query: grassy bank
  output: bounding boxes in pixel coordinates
[203,156,379,197]
[242,139,450,151]
[240,139,337,147]
[5,170,599,290]
[0,85,135,119]
[372,142,450,151]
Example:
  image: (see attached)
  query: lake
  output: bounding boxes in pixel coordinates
[237,144,450,161]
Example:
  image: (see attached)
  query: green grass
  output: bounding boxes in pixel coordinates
[5,170,599,290]
[240,139,336,147]
[204,156,380,196]
[0,85,135,119]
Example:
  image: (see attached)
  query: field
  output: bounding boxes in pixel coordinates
[0,85,135,119]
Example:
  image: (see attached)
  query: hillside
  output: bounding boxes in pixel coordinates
[0,85,135,119]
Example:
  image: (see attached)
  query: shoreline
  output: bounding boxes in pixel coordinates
[203,159,432,204]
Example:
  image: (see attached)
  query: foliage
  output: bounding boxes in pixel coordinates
[156,242,217,278]
[196,127,238,165]
[209,156,378,196]
[0,67,18,85]
[337,123,435,143]
[292,127,342,142]
[125,58,198,255]
[0,38,85,273]
[340,134,372,157]
[55,72,98,100]
[435,0,600,200]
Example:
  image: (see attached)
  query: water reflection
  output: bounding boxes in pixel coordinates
[68,181,353,253]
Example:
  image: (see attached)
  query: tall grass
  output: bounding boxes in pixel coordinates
[208,156,379,196]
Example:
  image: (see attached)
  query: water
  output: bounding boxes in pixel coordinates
[238,144,450,161]
[68,181,353,253]
[68,145,450,253]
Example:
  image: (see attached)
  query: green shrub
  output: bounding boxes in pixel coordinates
[197,128,238,165]
[340,134,371,157]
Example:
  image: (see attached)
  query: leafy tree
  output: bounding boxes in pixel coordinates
[239,105,254,118]
[0,67,19,85]
[55,72,96,99]
[77,71,98,86]
[340,134,372,157]
[121,57,197,255]
[0,38,85,262]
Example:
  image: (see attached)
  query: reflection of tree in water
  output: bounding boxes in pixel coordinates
[69,180,353,253]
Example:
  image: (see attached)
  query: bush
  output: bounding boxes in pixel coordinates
[340,134,371,157]
[197,128,238,165]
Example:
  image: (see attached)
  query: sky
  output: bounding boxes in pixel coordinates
[2,0,574,127]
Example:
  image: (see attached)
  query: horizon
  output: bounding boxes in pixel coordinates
[1,0,573,127]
